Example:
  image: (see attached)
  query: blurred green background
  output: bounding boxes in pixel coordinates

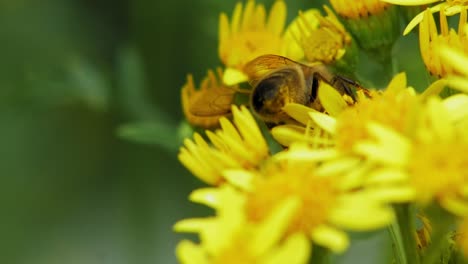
[0,0,428,263]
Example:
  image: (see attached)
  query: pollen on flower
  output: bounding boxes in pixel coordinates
[245,160,338,235]
[335,90,418,152]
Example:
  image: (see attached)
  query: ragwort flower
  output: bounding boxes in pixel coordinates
[439,24,468,93]
[282,6,356,71]
[174,185,310,264]
[419,6,468,78]
[330,0,391,19]
[356,94,468,216]
[181,68,237,128]
[221,144,396,253]
[329,0,400,61]
[381,0,468,35]
[178,106,269,185]
[219,0,287,85]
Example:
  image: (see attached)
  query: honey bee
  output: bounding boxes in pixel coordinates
[183,55,361,128]
[244,54,360,124]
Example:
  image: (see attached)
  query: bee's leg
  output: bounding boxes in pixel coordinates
[311,72,355,101]
[329,75,359,100]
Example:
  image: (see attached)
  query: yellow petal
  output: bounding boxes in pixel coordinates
[266,0,287,35]
[275,145,339,161]
[440,196,468,216]
[315,157,361,176]
[282,103,315,125]
[271,125,307,146]
[318,82,348,116]
[309,111,337,134]
[241,0,256,31]
[176,240,208,264]
[223,169,254,191]
[426,97,452,140]
[174,218,210,233]
[367,187,416,203]
[439,46,468,77]
[264,233,311,264]
[311,225,349,253]
[250,196,301,257]
[189,188,221,208]
[330,203,395,231]
[386,72,407,94]
[219,13,230,43]
[356,123,410,167]
[443,94,468,123]
[380,0,440,5]
[446,76,468,93]
[223,67,249,85]
[403,3,443,35]
[231,2,243,34]
[366,168,408,185]
[421,79,448,99]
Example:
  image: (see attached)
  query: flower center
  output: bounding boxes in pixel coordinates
[335,91,418,152]
[302,28,344,64]
[245,161,338,235]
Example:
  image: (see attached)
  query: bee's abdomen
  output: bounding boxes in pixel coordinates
[251,75,283,113]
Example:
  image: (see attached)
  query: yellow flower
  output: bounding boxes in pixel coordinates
[329,0,400,59]
[181,68,237,128]
[419,6,468,78]
[219,0,287,85]
[222,143,396,253]
[174,185,310,264]
[332,75,420,152]
[178,105,269,185]
[381,0,468,35]
[330,0,391,19]
[438,25,468,93]
[355,94,468,216]
[282,6,354,66]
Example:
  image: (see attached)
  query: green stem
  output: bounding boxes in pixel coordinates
[388,219,408,264]
[366,46,396,88]
[394,204,421,264]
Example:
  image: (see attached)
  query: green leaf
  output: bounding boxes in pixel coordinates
[117,121,179,154]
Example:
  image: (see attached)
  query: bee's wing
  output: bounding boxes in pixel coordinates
[243,54,309,87]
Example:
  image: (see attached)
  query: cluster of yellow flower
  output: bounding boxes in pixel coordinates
[176,0,468,263]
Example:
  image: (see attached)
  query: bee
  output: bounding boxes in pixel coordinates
[244,54,360,124]
[182,55,361,128]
